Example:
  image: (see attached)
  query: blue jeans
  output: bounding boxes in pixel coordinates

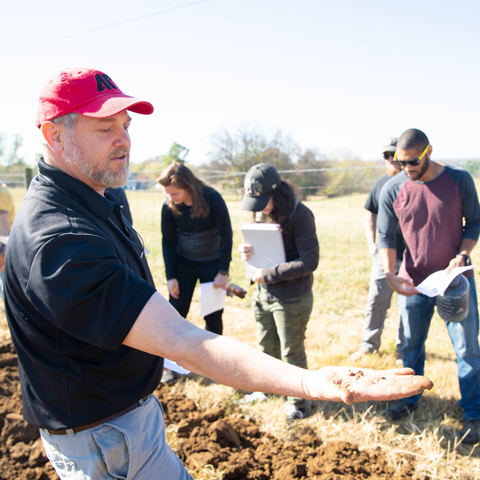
[397,277,480,420]
[40,395,193,480]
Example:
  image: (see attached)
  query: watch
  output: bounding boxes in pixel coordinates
[456,253,471,266]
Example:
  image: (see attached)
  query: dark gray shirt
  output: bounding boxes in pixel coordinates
[161,185,233,278]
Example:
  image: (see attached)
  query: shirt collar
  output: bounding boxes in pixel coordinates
[38,158,117,220]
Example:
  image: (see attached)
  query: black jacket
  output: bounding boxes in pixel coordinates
[261,201,319,300]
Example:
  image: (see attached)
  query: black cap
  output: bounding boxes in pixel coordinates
[241,163,282,212]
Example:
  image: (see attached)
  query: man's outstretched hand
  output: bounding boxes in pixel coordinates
[304,367,433,405]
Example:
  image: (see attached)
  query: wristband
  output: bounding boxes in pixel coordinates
[218,270,229,276]
[456,253,471,266]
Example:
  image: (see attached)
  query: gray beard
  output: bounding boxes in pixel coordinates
[66,142,130,189]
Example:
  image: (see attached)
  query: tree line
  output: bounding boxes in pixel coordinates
[134,124,387,198]
[4,125,478,197]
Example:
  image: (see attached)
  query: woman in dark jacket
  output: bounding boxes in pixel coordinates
[158,162,233,335]
[239,163,319,421]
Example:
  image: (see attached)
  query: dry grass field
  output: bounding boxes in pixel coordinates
[1,185,480,479]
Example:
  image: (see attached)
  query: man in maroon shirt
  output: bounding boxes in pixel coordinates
[377,128,480,443]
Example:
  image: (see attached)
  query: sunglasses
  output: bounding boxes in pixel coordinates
[393,145,430,167]
[383,152,394,160]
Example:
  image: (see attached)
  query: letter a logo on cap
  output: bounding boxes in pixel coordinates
[96,74,118,92]
[36,67,154,128]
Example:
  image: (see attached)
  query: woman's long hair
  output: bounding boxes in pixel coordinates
[157,162,210,218]
[256,181,297,234]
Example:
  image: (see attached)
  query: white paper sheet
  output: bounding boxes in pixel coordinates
[416,266,474,297]
[200,281,227,317]
[164,358,191,375]
[241,223,286,279]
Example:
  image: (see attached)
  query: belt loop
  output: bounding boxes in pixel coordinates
[66,428,75,437]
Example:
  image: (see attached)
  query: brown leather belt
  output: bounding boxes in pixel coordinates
[46,396,149,436]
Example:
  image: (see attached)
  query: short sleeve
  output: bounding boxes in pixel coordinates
[364,188,378,213]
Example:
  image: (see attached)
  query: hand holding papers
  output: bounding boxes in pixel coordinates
[200,281,227,317]
[241,223,286,279]
[416,266,474,297]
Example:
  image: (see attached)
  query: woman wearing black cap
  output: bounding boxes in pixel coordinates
[240,163,319,421]
[158,162,233,336]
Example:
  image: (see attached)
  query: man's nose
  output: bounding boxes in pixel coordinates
[114,127,131,148]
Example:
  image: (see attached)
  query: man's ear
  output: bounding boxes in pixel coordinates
[41,121,66,153]
[428,145,433,157]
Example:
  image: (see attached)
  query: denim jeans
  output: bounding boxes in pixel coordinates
[397,276,480,420]
[361,251,403,354]
[40,395,193,480]
[252,286,313,409]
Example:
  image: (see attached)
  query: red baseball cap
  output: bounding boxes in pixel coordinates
[36,67,154,128]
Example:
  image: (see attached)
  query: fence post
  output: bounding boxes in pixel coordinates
[24,168,33,189]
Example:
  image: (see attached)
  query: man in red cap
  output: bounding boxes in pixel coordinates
[4,68,434,479]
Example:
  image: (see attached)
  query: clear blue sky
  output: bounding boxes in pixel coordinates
[1,0,479,165]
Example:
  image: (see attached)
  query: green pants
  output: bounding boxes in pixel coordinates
[252,287,313,409]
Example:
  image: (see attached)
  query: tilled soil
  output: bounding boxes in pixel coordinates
[0,340,422,479]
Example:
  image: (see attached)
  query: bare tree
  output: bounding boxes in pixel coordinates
[287,148,330,198]
[206,123,298,186]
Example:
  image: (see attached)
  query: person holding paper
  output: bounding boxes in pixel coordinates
[377,128,480,443]
[158,162,233,335]
[239,163,319,421]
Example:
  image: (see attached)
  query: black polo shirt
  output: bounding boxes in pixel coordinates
[5,159,162,430]
[107,187,133,225]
